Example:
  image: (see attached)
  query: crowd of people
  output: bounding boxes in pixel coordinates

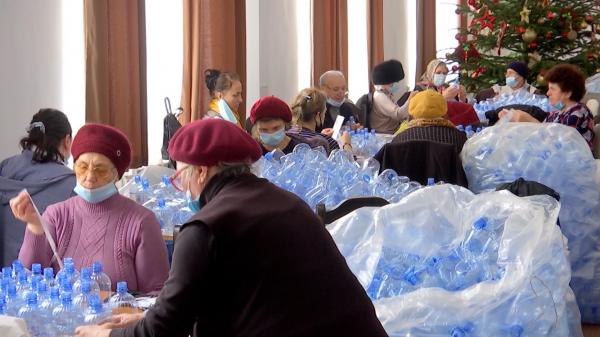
[0,57,597,337]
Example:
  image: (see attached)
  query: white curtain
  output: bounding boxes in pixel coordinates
[383,0,417,90]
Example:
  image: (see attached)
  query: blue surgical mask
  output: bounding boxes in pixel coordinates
[433,74,447,87]
[186,189,201,213]
[552,101,565,110]
[389,82,402,95]
[506,77,518,88]
[326,98,343,108]
[74,182,118,204]
[260,129,286,147]
[217,99,238,124]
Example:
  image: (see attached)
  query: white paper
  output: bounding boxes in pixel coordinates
[23,189,63,269]
[331,115,346,140]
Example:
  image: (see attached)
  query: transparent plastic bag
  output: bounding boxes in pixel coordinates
[461,122,600,323]
[328,185,582,337]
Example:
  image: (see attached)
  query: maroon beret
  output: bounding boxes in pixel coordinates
[249,96,292,124]
[168,118,262,166]
[71,124,132,178]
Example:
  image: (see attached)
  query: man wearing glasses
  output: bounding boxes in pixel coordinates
[319,70,361,133]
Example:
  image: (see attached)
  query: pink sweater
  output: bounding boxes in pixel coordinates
[19,194,169,294]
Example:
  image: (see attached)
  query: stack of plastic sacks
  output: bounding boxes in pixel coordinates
[254,143,422,209]
[460,120,600,323]
[473,91,552,122]
[128,174,194,236]
[346,128,385,157]
[328,184,582,337]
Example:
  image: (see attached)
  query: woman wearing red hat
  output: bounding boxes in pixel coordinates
[10,124,169,295]
[250,95,310,155]
[75,118,387,337]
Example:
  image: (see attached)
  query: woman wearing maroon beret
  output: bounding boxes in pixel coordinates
[76,118,388,337]
[10,124,169,295]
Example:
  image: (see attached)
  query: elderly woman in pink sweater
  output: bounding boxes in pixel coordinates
[10,124,169,294]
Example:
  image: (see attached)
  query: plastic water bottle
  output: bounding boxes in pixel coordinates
[5,283,24,316]
[18,292,46,337]
[16,271,29,292]
[73,280,93,309]
[43,267,56,289]
[109,281,137,314]
[84,294,111,325]
[56,259,79,285]
[52,292,83,337]
[30,263,43,282]
[0,297,5,315]
[12,260,30,279]
[153,198,169,230]
[91,262,111,301]
[465,125,475,138]
[345,116,356,129]
[140,178,151,205]
[36,281,49,303]
[40,286,61,312]
[2,266,12,281]
[73,267,100,295]
[21,278,39,301]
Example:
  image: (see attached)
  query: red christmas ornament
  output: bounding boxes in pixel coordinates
[468,0,481,9]
[528,41,538,49]
[547,11,556,20]
[562,31,569,38]
[516,26,527,34]
[586,15,595,24]
[477,10,496,30]
[545,31,553,40]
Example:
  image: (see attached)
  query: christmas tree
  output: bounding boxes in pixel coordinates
[447,0,600,93]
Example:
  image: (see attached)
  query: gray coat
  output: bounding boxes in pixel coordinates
[0,150,75,266]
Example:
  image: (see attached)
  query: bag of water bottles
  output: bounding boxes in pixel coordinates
[328,184,582,337]
[461,121,600,323]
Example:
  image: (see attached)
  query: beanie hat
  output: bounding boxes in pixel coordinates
[372,59,405,85]
[409,90,448,119]
[507,61,528,79]
[71,124,132,178]
[168,118,261,167]
[249,96,293,124]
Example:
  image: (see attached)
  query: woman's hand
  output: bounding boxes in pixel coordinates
[101,312,145,329]
[75,325,111,337]
[9,190,43,235]
[457,85,467,102]
[442,85,459,101]
[321,128,334,137]
[498,109,539,123]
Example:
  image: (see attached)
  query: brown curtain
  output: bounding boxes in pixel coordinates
[367,0,384,92]
[84,0,148,168]
[180,0,246,124]
[312,0,348,87]
[416,0,437,83]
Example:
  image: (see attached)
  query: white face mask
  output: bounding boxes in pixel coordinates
[326,98,344,108]
[433,74,447,87]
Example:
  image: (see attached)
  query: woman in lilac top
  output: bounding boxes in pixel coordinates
[10,124,169,294]
[501,64,595,149]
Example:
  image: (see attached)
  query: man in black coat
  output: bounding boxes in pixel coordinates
[76,118,387,337]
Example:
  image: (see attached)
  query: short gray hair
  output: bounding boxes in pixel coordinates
[319,70,345,87]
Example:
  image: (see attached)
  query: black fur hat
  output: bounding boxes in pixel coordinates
[372,59,405,85]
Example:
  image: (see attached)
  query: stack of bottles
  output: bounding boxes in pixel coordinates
[456,125,483,139]
[345,127,384,157]
[473,91,551,122]
[328,184,582,337]
[0,258,139,337]
[255,143,422,209]
[128,174,194,236]
[461,121,600,323]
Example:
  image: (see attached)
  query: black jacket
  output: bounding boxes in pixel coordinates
[392,126,468,154]
[374,140,468,187]
[319,101,359,132]
[112,172,387,337]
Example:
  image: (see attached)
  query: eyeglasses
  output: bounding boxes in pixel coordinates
[169,166,193,192]
[74,162,114,180]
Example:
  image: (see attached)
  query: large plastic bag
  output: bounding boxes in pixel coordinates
[328,185,582,337]
[461,121,600,323]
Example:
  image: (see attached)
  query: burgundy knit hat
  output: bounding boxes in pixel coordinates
[71,124,132,178]
[168,118,261,166]
[249,96,292,124]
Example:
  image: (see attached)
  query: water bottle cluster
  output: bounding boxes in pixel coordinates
[345,127,384,157]
[367,217,505,299]
[456,125,483,139]
[461,121,600,323]
[255,143,422,209]
[128,174,194,236]
[473,91,551,121]
[0,259,136,337]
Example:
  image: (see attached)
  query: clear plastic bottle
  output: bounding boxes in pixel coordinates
[73,267,100,295]
[39,286,61,313]
[56,259,79,285]
[91,262,112,301]
[0,297,5,315]
[73,280,93,309]
[5,283,24,316]
[83,294,111,325]
[16,271,29,293]
[43,267,56,289]
[52,292,83,337]
[2,266,12,281]
[108,281,137,314]
[129,175,143,203]
[36,281,49,303]
[17,292,46,337]
[12,260,30,279]
[30,263,43,283]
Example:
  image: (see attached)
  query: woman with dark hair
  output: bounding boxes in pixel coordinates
[204,69,243,127]
[0,108,76,266]
[501,64,595,148]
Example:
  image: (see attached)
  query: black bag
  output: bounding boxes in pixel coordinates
[162,97,182,166]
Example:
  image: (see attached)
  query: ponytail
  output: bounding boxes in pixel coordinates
[19,108,72,163]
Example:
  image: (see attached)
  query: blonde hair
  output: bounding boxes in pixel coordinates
[290,88,327,126]
[420,59,447,83]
